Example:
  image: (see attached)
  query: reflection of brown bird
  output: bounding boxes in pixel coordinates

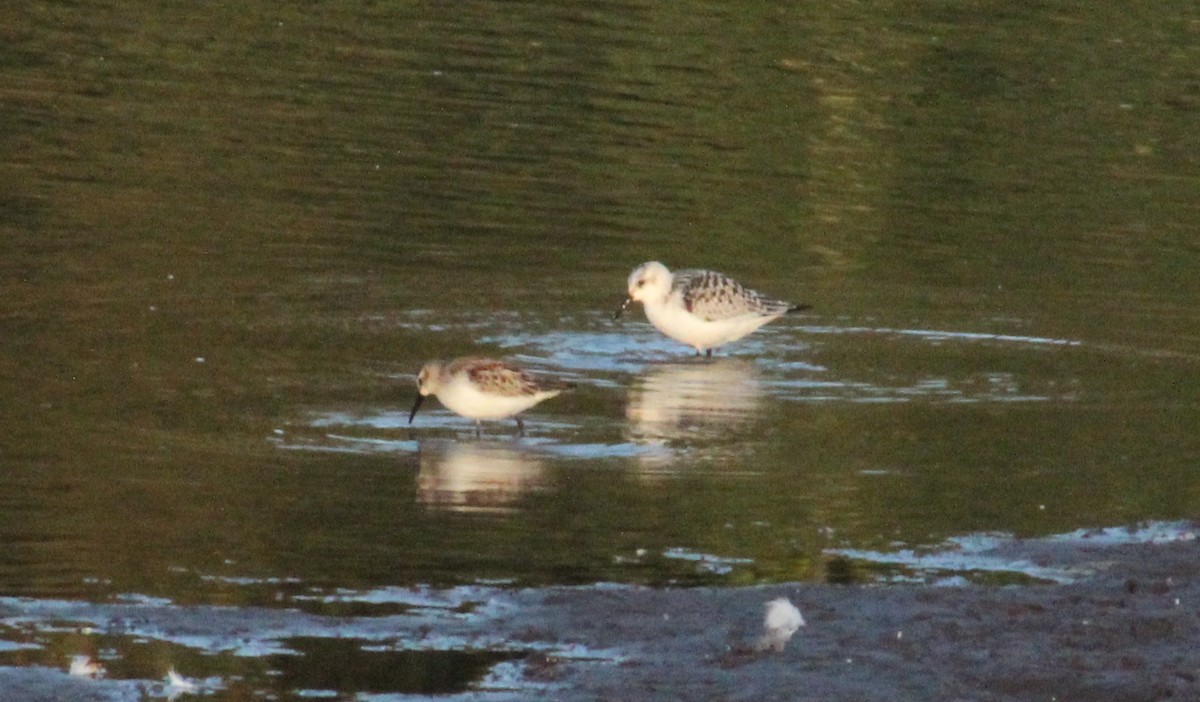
[416,441,545,513]
[615,261,809,356]
[408,357,571,436]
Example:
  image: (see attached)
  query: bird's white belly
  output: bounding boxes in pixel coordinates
[644,303,774,351]
[436,380,549,420]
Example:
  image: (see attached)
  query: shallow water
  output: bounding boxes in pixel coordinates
[2,0,1199,697]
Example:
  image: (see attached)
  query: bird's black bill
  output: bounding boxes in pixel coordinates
[614,297,634,320]
[408,394,424,424]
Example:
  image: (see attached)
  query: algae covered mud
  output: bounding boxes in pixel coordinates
[1,524,1198,701]
[3,0,1200,699]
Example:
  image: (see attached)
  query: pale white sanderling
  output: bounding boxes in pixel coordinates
[755,597,805,652]
[408,357,571,436]
[615,261,809,356]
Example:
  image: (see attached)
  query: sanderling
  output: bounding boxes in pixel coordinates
[615,261,809,355]
[408,357,571,436]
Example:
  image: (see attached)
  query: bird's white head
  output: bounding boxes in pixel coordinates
[409,360,445,425]
[626,261,672,303]
[415,361,443,396]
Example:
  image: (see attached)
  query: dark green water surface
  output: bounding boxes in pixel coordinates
[1,1,1199,693]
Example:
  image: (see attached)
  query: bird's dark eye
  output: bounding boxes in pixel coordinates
[636,279,645,288]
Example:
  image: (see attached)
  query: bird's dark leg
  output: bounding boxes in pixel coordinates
[474,421,482,439]
[705,349,713,358]
[515,416,525,437]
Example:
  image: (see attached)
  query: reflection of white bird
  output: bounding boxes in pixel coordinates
[756,598,805,652]
[616,261,808,355]
[68,654,105,679]
[625,360,762,440]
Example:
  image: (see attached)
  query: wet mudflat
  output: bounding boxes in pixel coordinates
[2,525,1198,701]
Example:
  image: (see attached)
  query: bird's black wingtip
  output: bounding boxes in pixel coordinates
[787,303,812,314]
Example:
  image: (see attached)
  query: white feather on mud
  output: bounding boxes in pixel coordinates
[755,597,805,652]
